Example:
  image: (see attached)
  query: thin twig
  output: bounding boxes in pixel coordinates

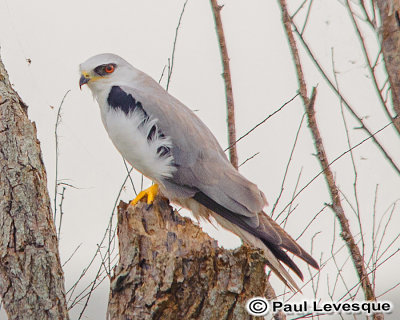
[225,93,299,152]
[158,65,167,84]
[337,247,400,303]
[300,0,314,35]
[295,205,327,241]
[372,49,383,70]
[279,0,378,305]
[329,216,353,299]
[67,170,134,302]
[278,120,393,217]
[54,89,71,225]
[122,159,136,196]
[57,181,80,189]
[57,186,66,239]
[284,238,355,301]
[331,47,364,257]
[345,0,400,134]
[308,232,321,297]
[291,0,309,19]
[62,243,83,268]
[360,0,377,28]
[271,112,305,217]
[239,152,260,167]
[375,201,399,264]
[290,16,400,175]
[371,184,379,291]
[307,90,376,301]
[166,0,189,91]
[377,281,400,298]
[280,167,302,225]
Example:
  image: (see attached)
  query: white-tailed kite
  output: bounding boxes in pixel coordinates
[79,53,318,291]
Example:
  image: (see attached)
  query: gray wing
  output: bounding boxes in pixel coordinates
[119,77,267,225]
[120,74,319,279]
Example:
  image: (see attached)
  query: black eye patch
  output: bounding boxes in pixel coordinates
[94,63,117,76]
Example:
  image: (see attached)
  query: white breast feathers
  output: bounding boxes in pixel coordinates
[103,108,176,182]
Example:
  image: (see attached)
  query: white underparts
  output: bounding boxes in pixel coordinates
[103,108,176,181]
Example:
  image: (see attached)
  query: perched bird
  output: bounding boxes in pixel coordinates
[79,53,318,291]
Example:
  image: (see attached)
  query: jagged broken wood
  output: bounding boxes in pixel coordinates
[0,56,69,319]
[107,197,285,320]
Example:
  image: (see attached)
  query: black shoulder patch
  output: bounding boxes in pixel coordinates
[107,86,147,116]
[107,86,173,159]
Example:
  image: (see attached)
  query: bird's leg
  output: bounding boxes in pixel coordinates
[129,184,159,206]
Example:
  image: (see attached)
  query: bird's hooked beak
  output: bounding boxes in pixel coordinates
[79,72,91,89]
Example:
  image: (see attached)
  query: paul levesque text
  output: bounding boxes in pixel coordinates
[271,300,392,315]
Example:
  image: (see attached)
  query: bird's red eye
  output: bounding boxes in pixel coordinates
[105,64,115,73]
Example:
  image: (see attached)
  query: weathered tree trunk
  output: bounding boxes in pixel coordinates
[0,55,69,319]
[108,197,283,320]
[376,0,400,133]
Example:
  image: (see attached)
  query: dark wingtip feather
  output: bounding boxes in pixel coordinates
[192,191,319,282]
[263,213,320,271]
[304,254,319,270]
[264,241,304,280]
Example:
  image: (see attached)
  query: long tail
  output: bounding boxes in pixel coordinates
[192,191,319,292]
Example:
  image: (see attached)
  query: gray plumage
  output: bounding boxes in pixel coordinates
[79,53,319,291]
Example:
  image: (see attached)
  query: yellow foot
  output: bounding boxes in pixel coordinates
[129,184,159,206]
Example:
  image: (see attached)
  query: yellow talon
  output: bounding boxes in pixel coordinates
[129,184,159,206]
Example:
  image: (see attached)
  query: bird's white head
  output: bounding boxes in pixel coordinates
[79,53,136,94]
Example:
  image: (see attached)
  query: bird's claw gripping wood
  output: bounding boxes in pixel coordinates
[129,184,159,206]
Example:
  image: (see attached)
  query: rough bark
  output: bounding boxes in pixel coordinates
[108,197,284,320]
[376,0,400,133]
[0,56,69,319]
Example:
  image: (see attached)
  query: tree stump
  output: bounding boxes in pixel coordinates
[108,197,284,320]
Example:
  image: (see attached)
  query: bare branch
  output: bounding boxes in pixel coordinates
[279,120,393,217]
[239,151,260,167]
[166,0,189,91]
[278,1,382,312]
[307,87,377,303]
[295,205,327,241]
[210,0,238,169]
[280,167,303,225]
[289,14,400,175]
[300,0,314,35]
[225,93,299,152]
[66,169,135,307]
[291,0,309,19]
[62,243,83,268]
[54,90,71,225]
[57,186,67,239]
[271,112,305,217]
[345,0,400,135]
[331,47,365,256]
